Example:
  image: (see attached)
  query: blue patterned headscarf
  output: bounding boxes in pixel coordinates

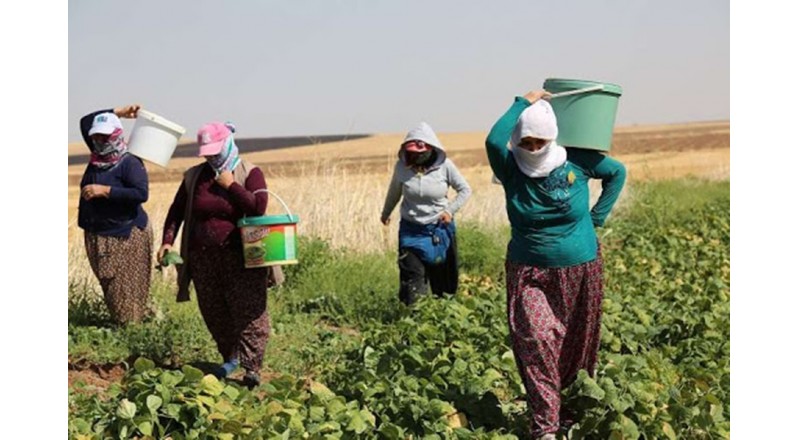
[207,132,241,175]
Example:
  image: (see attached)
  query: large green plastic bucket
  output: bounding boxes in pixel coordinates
[544,78,623,152]
[237,191,300,268]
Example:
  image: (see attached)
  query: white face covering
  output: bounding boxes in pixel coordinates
[510,100,567,178]
[511,140,567,178]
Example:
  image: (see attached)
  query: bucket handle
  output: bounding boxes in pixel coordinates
[550,85,604,98]
[251,189,294,219]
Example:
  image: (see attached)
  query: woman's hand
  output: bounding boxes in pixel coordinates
[216,170,235,189]
[522,90,552,104]
[439,211,452,225]
[380,216,390,226]
[81,184,111,200]
[114,104,142,119]
[157,244,172,263]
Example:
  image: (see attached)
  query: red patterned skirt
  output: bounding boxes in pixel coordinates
[505,249,604,437]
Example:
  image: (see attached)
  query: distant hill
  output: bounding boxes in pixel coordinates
[68,134,371,166]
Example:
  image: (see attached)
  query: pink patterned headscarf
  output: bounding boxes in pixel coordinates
[90,128,128,169]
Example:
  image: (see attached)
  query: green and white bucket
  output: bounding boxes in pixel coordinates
[544,78,623,152]
[237,190,300,268]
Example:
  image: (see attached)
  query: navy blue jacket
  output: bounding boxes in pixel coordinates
[77,109,149,237]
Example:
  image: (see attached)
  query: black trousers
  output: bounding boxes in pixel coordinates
[398,233,459,305]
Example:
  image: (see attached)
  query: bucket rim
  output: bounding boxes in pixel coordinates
[136,109,187,135]
[129,153,171,168]
[244,259,299,267]
[544,78,622,95]
[238,214,300,227]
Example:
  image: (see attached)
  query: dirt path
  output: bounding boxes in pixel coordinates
[68,360,287,396]
[69,362,126,395]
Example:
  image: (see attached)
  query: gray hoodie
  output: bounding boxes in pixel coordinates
[381,122,472,225]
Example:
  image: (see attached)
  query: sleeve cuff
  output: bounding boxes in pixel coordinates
[515,96,533,105]
[227,181,247,195]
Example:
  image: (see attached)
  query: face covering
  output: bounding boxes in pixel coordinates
[207,135,241,175]
[89,128,128,169]
[406,149,434,166]
[509,100,566,178]
[511,140,567,178]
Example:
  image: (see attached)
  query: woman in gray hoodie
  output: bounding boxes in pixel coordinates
[381,122,472,305]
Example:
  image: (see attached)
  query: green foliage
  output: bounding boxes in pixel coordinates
[69,358,379,439]
[455,222,509,279]
[69,179,730,440]
[68,280,219,367]
[562,180,730,439]
[322,284,527,437]
[265,313,361,378]
[275,236,403,326]
[68,281,115,327]
[280,235,337,288]
[156,249,184,272]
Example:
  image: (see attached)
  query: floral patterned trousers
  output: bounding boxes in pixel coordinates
[505,250,604,437]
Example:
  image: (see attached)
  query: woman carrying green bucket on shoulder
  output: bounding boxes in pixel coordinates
[486,89,626,439]
[158,121,270,389]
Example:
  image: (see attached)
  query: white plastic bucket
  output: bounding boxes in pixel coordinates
[127,109,186,167]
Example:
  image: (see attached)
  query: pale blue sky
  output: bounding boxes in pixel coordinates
[68,0,729,141]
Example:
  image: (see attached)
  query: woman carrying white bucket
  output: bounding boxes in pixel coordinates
[158,121,270,389]
[78,104,154,325]
[486,90,626,439]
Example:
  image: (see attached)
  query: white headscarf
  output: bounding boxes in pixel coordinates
[510,100,567,178]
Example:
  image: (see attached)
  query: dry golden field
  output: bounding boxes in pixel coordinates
[68,121,729,283]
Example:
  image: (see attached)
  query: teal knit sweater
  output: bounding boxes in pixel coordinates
[486,97,627,267]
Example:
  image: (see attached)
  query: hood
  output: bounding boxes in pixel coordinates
[398,121,447,167]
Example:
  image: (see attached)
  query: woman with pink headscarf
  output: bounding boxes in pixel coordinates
[158,121,270,389]
[486,90,626,439]
[78,104,153,325]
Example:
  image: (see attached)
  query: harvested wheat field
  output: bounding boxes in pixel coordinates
[67,121,729,260]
